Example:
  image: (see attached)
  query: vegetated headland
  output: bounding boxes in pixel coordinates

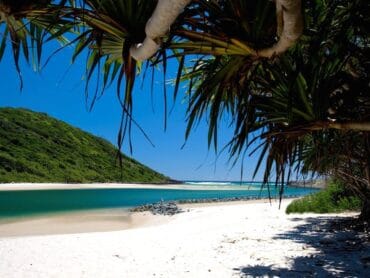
[0,107,172,184]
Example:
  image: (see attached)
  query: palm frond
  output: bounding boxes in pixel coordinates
[180,0,370,199]
[0,0,75,87]
[68,0,158,151]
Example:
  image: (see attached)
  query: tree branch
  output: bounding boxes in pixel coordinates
[265,121,370,138]
[308,121,370,132]
[130,0,303,61]
[257,0,303,58]
[130,0,191,61]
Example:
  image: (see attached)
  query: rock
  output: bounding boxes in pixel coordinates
[130,201,184,216]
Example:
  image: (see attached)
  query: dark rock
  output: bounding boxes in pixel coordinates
[130,201,183,216]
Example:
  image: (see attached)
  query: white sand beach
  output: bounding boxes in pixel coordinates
[0,198,369,277]
[0,182,189,190]
[0,182,251,191]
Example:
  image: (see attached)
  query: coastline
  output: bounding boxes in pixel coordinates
[0,182,313,237]
[0,181,321,191]
[0,182,187,191]
[0,198,285,237]
[1,199,368,277]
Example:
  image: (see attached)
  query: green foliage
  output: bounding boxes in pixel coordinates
[0,0,75,88]
[286,180,362,214]
[0,0,369,206]
[170,0,276,56]
[0,107,170,183]
[179,0,370,203]
[67,0,159,150]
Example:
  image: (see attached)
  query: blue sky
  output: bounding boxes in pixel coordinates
[0,43,264,181]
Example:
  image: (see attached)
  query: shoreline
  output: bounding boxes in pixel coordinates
[1,199,368,277]
[0,181,322,191]
[0,183,312,237]
[0,182,315,238]
[129,196,300,213]
[0,197,289,238]
[0,182,187,191]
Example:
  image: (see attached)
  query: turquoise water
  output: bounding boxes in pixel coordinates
[0,182,318,218]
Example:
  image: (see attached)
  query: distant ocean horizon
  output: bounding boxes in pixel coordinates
[184,180,263,185]
[184,181,280,186]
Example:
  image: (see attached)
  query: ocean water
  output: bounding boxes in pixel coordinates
[0,182,318,218]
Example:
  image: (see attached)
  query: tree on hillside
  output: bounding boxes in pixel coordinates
[0,0,369,218]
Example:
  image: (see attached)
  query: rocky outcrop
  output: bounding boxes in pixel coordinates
[130,201,183,216]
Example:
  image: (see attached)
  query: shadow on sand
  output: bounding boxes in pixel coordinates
[234,216,370,277]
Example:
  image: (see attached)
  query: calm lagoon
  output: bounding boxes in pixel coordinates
[0,182,318,218]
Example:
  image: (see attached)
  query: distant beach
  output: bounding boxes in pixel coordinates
[0,182,188,191]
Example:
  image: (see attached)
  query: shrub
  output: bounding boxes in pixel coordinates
[286,180,363,214]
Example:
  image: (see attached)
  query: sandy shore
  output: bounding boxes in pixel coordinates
[0,182,188,190]
[0,199,369,277]
[0,208,169,237]
[0,182,255,191]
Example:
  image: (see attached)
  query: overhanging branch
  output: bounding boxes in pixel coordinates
[130,0,303,61]
[257,0,303,58]
[130,0,191,61]
[265,121,370,138]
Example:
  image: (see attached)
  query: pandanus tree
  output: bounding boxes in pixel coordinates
[174,0,369,216]
[0,0,369,217]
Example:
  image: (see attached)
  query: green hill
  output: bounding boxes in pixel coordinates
[0,107,171,183]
